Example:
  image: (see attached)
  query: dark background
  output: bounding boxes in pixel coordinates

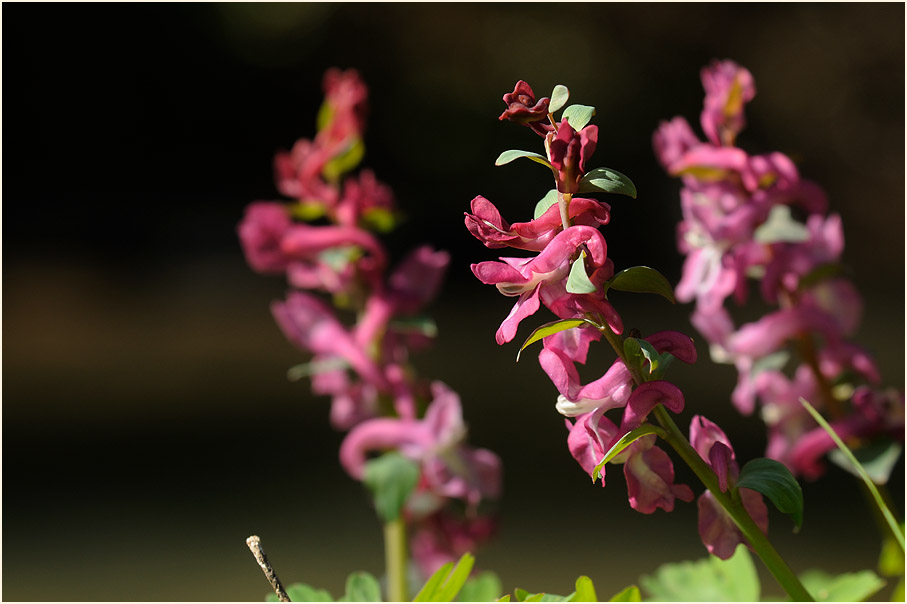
[3,3,904,601]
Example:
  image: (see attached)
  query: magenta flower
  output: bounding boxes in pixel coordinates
[273,138,337,203]
[465,195,611,252]
[471,225,610,344]
[699,60,756,147]
[320,67,369,142]
[335,169,395,228]
[410,510,498,579]
[499,80,553,136]
[690,415,769,559]
[237,202,293,273]
[566,408,693,513]
[653,116,700,170]
[547,119,599,194]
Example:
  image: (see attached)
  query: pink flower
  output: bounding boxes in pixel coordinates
[547,119,598,194]
[273,138,337,202]
[653,116,700,170]
[465,195,611,252]
[237,202,293,273]
[499,80,553,136]
[471,226,610,344]
[566,408,693,513]
[410,510,498,579]
[699,60,756,147]
[387,245,450,315]
[335,169,395,228]
[690,415,769,559]
[320,67,369,143]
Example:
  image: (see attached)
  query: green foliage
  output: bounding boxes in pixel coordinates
[286,358,350,382]
[878,522,906,602]
[800,397,906,554]
[459,571,503,602]
[495,149,552,168]
[799,569,885,602]
[342,571,382,602]
[566,251,598,295]
[604,266,676,304]
[592,424,665,481]
[753,205,810,244]
[266,582,333,602]
[607,585,641,602]
[639,545,760,602]
[361,207,397,233]
[517,318,598,362]
[549,85,569,113]
[363,451,420,523]
[570,576,597,602]
[323,138,365,181]
[289,201,327,221]
[829,440,903,485]
[577,167,637,198]
[413,553,476,602]
[534,189,559,219]
[622,337,675,381]
[736,458,804,531]
[561,105,596,131]
[798,263,845,290]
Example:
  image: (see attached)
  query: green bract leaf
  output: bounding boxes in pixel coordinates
[798,262,846,290]
[605,266,676,304]
[323,138,365,181]
[287,358,350,382]
[592,424,665,481]
[517,318,598,362]
[495,149,552,168]
[414,553,475,602]
[736,457,804,531]
[753,205,810,244]
[362,451,420,523]
[829,440,903,485]
[561,104,596,131]
[577,167,637,198]
[342,572,381,602]
[801,397,905,554]
[640,545,760,602]
[534,189,559,220]
[361,207,396,233]
[607,585,641,602]
[458,571,503,602]
[267,582,334,602]
[799,569,885,602]
[497,596,512,602]
[550,85,569,113]
[389,317,439,338]
[568,576,597,602]
[566,251,598,295]
[290,201,326,221]
[316,101,334,131]
[879,522,906,576]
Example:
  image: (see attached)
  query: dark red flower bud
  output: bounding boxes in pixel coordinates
[499,80,553,136]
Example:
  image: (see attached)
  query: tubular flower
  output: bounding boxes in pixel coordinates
[547,118,598,194]
[499,80,553,136]
[690,415,769,559]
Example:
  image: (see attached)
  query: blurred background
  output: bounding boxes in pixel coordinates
[3,3,904,601]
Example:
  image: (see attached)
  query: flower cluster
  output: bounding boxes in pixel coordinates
[239,68,501,578]
[468,81,765,557]
[654,60,904,480]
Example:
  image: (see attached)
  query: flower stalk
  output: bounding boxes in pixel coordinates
[384,517,409,602]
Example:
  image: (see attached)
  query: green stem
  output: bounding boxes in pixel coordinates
[596,320,812,600]
[653,406,814,601]
[384,517,409,602]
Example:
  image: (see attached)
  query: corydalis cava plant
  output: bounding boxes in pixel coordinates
[466,79,814,601]
[238,69,501,598]
[653,59,904,483]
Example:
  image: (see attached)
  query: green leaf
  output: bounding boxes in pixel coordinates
[640,545,760,601]
[414,553,475,602]
[267,582,334,602]
[879,522,906,576]
[607,585,641,602]
[753,205,810,244]
[361,207,397,233]
[561,105,596,131]
[458,571,503,602]
[316,101,334,131]
[889,577,905,603]
[798,263,846,290]
[517,318,599,362]
[550,85,569,113]
[342,572,381,602]
[799,569,885,602]
[362,451,420,523]
[534,189,559,220]
[736,457,804,531]
[289,201,326,221]
[577,167,637,198]
[566,251,598,295]
[568,576,597,602]
[495,149,552,168]
[801,397,905,554]
[389,317,439,338]
[829,440,903,485]
[323,138,365,181]
[636,339,663,375]
[592,424,665,481]
[497,596,513,602]
[604,266,676,304]
[287,358,349,382]
[514,588,531,602]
